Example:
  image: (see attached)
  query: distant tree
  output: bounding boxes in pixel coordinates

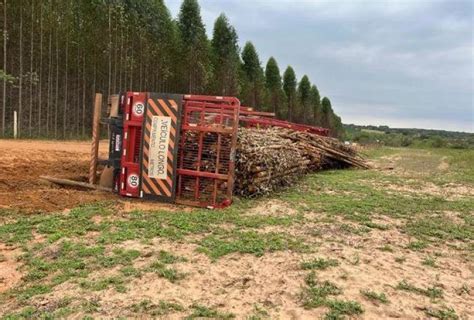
[240,41,265,108]
[321,96,333,129]
[264,57,284,116]
[177,0,211,93]
[331,114,344,138]
[210,13,240,96]
[309,85,321,126]
[282,66,297,121]
[297,75,311,123]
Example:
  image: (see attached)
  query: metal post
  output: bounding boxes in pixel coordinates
[89,93,102,184]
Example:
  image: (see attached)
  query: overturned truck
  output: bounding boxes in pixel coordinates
[103,92,367,209]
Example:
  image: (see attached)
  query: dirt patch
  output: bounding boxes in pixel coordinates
[0,243,23,294]
[0,139,115,213]
[119,200,180,213]
[438,156,450,171]
[248,199,299,216]
[371,180,474,200]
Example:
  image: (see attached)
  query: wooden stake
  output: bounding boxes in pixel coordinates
[40,175,112,192]
[89,93,102,184]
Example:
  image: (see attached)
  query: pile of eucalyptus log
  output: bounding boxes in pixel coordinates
[234,127,370,196]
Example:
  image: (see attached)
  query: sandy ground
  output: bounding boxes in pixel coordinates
[0,142,473,319]
[0,139,114,212]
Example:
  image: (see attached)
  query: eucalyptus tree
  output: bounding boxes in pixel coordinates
[283,66,297,121]
[241,41,265,108]
[211,13,240,96]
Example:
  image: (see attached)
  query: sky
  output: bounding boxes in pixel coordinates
[165,0,473,132]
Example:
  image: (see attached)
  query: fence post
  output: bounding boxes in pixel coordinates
[89,93,103,184]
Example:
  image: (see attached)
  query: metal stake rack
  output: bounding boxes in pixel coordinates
[176,95,240,208]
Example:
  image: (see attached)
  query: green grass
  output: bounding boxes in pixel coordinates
[406,240,428,251]
[425,306,459,320]
[147,261,185,282]
[198,230,308,259]
[422,256,437,268]
[396,280,443,299]
[129,299,184,316]
[157,250,187,264]
[377,244,394,252]
[324,300,364,320]
[360,289,389,304]
[79,276,127,293]
[185,304,235,319]
[301,272,363,319]
[301,258,339,270]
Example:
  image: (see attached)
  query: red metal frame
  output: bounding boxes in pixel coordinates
[176,95,240,208]
[119,92,147,197]
[240,116,330,136]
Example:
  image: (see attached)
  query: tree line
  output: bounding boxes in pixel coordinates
[0,0,343,139]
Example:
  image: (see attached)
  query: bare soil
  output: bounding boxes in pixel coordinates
[0,139,114,212]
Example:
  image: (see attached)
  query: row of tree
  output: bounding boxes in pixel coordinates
[0,0,343,139]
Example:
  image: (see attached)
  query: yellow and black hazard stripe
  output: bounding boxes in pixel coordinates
[141,94,182,201]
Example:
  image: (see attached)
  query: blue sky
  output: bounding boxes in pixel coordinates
[166,0,473,132]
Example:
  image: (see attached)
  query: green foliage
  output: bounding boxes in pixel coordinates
[422,256,437,268]
[186,304,235,319]
[296,75,311,123]
[0,69,16,83]
[79,276,127,293]
[240,42,265,109]
[360,289,389,304]
[177,0,211,93]
[264,57,285,116]
[301,258,339,270]
[324,300,364,320]
[147,261,185,282]
[1,0,344,139]
[396,280,443,299]
[309,85,321,126]
[129,299,184,316]
[211,14,240,96]
[301,272,363,319]
[344,124,474,149]
[425,307,459,320]
[283,66,297,121]
[321,97,333,129]
[198,230,308,259]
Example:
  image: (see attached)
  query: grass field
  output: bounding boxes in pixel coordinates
[0,145,473,319]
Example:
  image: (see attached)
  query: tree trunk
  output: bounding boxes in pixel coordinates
[107,5,111,96]
[46,32,52,136]
[37,2,43,136]
[54,27,59,138]
[18,0,23,137]
[2,0,7,137]
[81,55,85,136]
[28,0,33,136]
[62,32,68,138]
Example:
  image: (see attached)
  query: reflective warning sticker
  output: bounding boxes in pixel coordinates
[149,116,171,180]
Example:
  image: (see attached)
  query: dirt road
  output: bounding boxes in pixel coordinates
[0,139,114,212]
